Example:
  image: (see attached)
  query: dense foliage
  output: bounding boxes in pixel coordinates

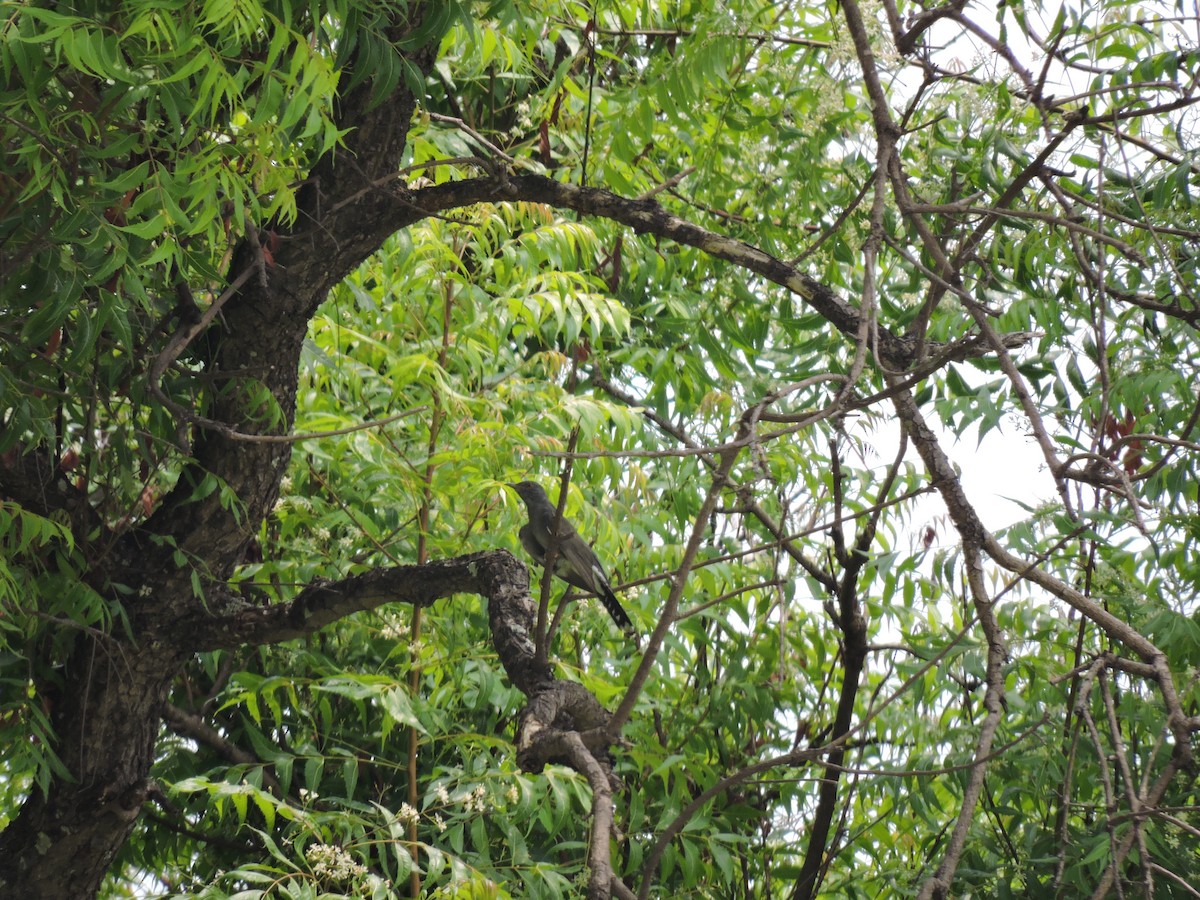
[2,1,1198,898]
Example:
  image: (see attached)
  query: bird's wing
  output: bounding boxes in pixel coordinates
[548,514,580,542]
[522,500,635,631]
[558,536,634,630]
[557,535,603,590]
[518,524,545,564]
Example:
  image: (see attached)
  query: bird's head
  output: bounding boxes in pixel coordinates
[507,480,548,506]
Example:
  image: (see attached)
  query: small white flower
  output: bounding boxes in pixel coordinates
[515,100,533,131]
[435,784,451,805]
[397,802,419,825]
[464,784,488,812]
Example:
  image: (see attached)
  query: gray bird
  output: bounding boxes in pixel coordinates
[508,480,633,631]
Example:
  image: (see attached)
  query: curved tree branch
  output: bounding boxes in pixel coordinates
[183,551,528,652]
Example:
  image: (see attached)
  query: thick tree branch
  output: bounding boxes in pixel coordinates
[183,549,630,794]
[562,731,619,900]
[129,19,445,632]
[183,550,528,652]
[406,174,1035,373]
[790,433,909,900]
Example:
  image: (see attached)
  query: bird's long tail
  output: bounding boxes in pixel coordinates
[598,586,634,632]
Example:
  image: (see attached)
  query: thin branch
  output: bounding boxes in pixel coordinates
[426,112,517,163]
[1146,864,1200,899]
[1099,673,1150,893]
[902,203,1145,261]
[636,166,696,200]
[617,419,745,746]
[219,407,428,444]
[1088,761,1185,900]
[916,540,1007,900]
[162,703,283,797]
[592,25,829,49]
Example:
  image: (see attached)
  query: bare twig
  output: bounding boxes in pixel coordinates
[636,166,696,200]
[162,703,283,797]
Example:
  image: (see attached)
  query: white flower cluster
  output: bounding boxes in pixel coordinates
[514,100,533,134]
[397,802,419,826]
[421,781,519,832]
[275,491,311,513]
[305,842,366,884]
[379,618,409,641]
[460,784,489,813]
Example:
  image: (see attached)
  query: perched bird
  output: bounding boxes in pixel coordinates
[508,480,633,631]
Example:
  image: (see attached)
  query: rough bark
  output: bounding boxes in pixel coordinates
[0,640,185,899]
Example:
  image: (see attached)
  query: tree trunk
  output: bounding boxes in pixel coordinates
[0,26,441,893]
[0,633,184,897]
